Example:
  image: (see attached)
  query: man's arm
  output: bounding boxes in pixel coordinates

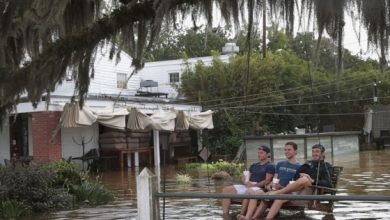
[259,173,274,188]
[317,162,333,187]
[266,173,279,191]
[257,172,274,188]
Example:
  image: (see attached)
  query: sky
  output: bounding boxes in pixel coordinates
[194,4,381,62]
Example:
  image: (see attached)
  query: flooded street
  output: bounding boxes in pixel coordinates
[36,150,390,219]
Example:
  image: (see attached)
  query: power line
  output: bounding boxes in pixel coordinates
[205,82,373,109]
[219,96,377,110]
[179,73,372,106]
[227,109,390,116]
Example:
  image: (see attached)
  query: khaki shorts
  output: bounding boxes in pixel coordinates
[233,184,264,194]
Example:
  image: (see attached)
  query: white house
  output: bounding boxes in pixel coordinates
[0,43,236,167]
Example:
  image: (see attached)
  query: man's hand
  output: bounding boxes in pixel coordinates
[245,182,256,188]
[300,173,314,183]
[272,183,282,190]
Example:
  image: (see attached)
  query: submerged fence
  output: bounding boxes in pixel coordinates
[137,168,390,220]
[155,192,390,201]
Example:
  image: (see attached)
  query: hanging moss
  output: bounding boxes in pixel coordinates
[2,0,390,129]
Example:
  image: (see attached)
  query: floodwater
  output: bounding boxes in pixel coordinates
[36,150,390,220]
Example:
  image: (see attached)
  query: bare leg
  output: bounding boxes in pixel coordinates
[222,185,237,214]
[239,199,249,215]
[252,201,269,219]
[265,200,288,219]
[268,177,311,195]
[238,199,257,220]
[264,178,312,219]
[239,189,264,219]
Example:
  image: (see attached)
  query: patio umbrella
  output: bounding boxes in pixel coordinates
[60,102,97,128]
[126,107,152,130]
[175,110,190,130]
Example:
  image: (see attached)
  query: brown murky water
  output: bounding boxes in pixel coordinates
[35,150,390,219]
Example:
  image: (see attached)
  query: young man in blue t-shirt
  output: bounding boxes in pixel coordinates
[263,144,333,220]
[238,142,300,220]
[222,145,275,216]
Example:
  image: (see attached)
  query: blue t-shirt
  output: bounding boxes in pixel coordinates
[249,162,275,182]
[275,160,301,187]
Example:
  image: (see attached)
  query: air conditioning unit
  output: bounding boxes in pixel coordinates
[140,80,158,88]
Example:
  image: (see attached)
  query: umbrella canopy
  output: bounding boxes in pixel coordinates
[60,102,97,128]
[363,108,373,135]
[127,107,153,130]
[60,103,213,131]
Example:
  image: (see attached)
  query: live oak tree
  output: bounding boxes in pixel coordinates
[2,0,390,127]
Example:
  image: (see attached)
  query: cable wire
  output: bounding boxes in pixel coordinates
[205,82,373,109]
[179,73,372,106]
[219,96,377,110]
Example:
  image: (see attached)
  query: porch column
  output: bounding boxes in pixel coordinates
[153,130,160,166]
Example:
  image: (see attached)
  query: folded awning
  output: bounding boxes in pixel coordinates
[95,108,128,130]
[127,107,152,130]
[60,103,213,131]
[188,110,214,129]
[60,103,126,129]
[60,102,97,128]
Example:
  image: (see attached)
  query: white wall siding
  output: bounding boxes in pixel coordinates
[53,48,140,97]
[89,51,140,96]
[51,47,232,100]
[61,123,99,167]
[0,120,10,165]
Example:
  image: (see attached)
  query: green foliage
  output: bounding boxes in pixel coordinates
[47,160,113,207]
[0,165,75,212]
[184,163,201,171]
[32,188,75,212]
[179,30,388,156]
[186,161,244,177]
[47,160,86,192]
[267,27,289,51]
[0,161,114,216]
[234,26,262,53]
[72,180,114,206]
[146,27,229,61]
[176,173,192,184]
[0,200,31,220]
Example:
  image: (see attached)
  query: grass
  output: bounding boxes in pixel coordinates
[185,160,244,177]
[176,173,192,184]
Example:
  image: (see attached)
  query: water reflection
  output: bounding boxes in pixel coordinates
[36,150,390,219]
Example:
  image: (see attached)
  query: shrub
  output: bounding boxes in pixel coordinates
[185,163,201,171]
[46,160,87,192]
[47,161,113,206]
[212,160,244,177]
[0,165,75,212]
[0,200,31,219]
[186,160,244,177]
[72,180,114,206]
[0,161,114,216]
[31,188,75,212]
[176,173,192,184]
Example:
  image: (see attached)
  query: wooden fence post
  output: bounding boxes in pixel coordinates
[137,168,160,220]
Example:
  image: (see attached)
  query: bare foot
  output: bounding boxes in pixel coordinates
[239,215,249,220]
[222,213,230,220]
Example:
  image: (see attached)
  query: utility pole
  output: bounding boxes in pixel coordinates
[262,0,267,59]
[373,80,378,104]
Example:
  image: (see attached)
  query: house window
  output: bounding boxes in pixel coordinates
[117,73,127,89]
[169,72,180,83]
